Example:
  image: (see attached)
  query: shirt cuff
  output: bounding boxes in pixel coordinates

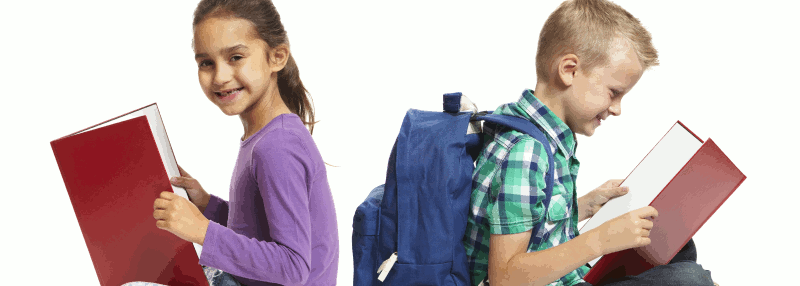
[198,220,222,266]
[203,194,224,219]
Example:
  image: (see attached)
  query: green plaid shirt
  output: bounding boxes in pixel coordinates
[462,90,589,286]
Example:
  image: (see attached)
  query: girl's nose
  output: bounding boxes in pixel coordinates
[213,64,233,86]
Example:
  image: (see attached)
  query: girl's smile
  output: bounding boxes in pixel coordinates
[214,87,244,104]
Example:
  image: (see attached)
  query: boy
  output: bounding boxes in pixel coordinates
[462,0,715,285]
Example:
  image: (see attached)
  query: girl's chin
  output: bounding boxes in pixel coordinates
[218,105,243,116]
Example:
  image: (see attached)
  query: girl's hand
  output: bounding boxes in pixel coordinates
[578,179,628,221]
[154,191,210,245]
[170,165,211,213]
[589,206,657,256]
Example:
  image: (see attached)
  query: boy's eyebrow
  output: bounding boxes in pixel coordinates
[195,44,249,59]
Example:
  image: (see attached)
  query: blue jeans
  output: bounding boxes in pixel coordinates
[577,239,714,286]
[120,266,243,286]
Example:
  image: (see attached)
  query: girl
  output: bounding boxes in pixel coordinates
[127,0,339,285]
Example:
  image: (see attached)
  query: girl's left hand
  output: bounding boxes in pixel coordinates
[154,191,210,245]
[577,179,629,222]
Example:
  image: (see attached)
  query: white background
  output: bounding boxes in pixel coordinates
[2,0,798,285]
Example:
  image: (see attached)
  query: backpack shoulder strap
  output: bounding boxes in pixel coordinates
[473,113,556,240]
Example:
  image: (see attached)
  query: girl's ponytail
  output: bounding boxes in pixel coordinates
[277,54,315,134]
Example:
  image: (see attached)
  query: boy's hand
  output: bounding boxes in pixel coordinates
[154,191,210,245]
[170,165,211,213]
[578,179,628,221]
[590,206,657,256]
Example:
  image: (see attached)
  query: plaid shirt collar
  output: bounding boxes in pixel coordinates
[495,89,578,159]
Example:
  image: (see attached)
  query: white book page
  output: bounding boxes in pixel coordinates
[581,123,703,266]
[76,104,189,200]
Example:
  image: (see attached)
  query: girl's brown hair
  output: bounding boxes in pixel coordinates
[194,0,316,134]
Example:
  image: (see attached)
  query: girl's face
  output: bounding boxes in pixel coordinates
[193,17,280,116]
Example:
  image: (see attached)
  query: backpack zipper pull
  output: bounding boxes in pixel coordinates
[377,252,398,282]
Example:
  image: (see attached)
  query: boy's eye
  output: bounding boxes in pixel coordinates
[198,60,213,68]
[230,55,243,62]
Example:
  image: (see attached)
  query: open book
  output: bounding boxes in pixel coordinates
[580,121,745,284]
[50,103,207,286]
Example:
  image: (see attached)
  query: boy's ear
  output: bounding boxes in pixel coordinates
[267,44,290,73]
[557,54,580,87]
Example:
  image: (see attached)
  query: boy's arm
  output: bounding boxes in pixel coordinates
[488,207,658,286]
[489,230,600,286]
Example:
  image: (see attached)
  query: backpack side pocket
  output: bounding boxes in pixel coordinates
[353,185,385,286]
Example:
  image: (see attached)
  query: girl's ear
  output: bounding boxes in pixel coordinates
[268,44,290,73]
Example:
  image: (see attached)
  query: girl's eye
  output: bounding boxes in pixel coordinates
[230,55,243,62]
[198,60,213,68]
[610,89,621,97]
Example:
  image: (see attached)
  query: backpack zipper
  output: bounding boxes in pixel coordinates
[377,252,398,282]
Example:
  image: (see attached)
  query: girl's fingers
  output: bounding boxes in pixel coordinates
[154,198,170,210]
[156,220,169,229]
[153,209,166,220]
[177,165,192,178]
[159,191,176,200]
[171,176,198,189]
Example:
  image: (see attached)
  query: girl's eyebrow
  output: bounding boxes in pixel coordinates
[195,44,249,59]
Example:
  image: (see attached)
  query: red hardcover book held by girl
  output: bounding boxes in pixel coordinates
[50,103,207,286]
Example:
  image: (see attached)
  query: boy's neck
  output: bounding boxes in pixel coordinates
[533,81,567,125]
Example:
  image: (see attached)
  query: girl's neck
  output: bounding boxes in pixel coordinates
[239,87,292,142]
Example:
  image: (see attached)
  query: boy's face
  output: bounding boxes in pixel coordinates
[563,38,644,137]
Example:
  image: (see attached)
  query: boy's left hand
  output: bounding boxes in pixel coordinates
[153,191,210,245]
[578,179,629,222]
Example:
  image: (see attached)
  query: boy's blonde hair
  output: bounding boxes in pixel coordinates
[536,0,659,83]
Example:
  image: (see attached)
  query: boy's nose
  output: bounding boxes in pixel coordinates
[609,102,621,116]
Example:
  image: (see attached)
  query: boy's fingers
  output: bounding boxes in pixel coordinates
[641,219,654,229]
[635,206,658,218]
[606,186,629,197]
[608,179,624,187]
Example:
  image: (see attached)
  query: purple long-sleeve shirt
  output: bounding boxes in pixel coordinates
[199,113,338,286]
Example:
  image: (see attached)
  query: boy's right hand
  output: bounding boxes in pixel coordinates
[593,206,658,255]
[170,165,211,214]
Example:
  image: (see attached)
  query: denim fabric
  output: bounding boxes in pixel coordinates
[575,239,715,286]
[120,266,243,286]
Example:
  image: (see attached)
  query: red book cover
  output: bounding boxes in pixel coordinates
[583,124,746,284]
[50,104,208,286]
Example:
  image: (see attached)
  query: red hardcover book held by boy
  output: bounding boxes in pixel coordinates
[580,122,746,285]
[50,103,208,286]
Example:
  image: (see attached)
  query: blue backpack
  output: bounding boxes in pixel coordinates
[352,92,555,285]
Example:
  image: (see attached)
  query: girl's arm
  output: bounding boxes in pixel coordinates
[202,194,229,227]
[200,130,313,285]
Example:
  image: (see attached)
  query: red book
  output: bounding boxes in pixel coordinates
[580,121,746,284]
[50,103,208,286]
